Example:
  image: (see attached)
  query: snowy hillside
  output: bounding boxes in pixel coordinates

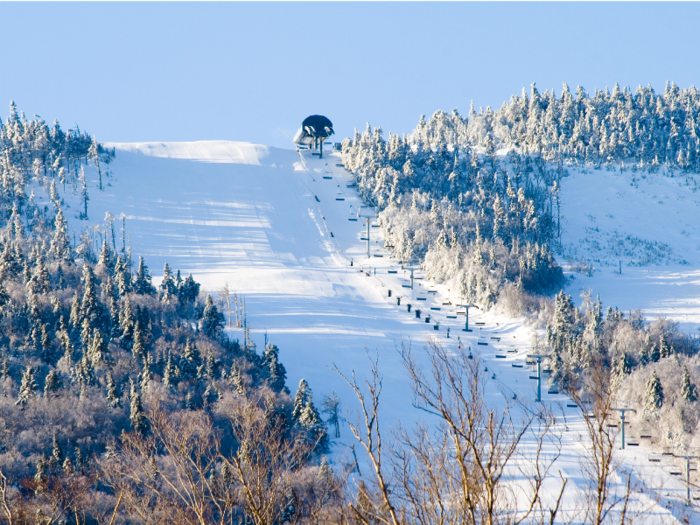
[23,140,697,522]
[559,165,700,333]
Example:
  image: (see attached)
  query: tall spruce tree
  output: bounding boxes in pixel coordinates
[200,295,224,339]
[106,371,121,408]
[682,366,697,403]
[292,379,310,422]
[129,381,147,434]
[133,256,155,295]
[16,366,37,405]
[643,370,664,416]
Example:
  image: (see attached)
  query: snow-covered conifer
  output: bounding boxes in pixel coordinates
[129,381,147,434]
[199,295,224,339]
[681,366,697,403]
[292,379,310,421]
[44,369,63,398]
[643,370,664,416]
[16,366,37,405]
[106,371,121,408]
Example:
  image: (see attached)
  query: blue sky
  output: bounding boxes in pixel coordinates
[2,2,698,149]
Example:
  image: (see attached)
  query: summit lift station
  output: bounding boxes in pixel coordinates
[293,115,334,159]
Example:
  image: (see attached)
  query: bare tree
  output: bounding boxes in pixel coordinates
[101,398,342,525]
[220,283,232,328]
[321,392,342,438]
[566,357,635,525]
[399,340,565,525]
[100,406,229,524]
[335,342,565,525]
[333,354,402,525]
[0,463,100,525]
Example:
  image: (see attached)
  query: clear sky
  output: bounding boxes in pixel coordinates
[1,2,698,149]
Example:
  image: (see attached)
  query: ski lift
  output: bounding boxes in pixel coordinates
[336,186,345,201]
[348,205,357,221]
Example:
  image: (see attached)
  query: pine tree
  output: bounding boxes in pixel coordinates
[76,353,96,395]
[35,254,51,293]
[160,262,177,302]
[16,366,37,405]
[659,332,671,359]
[229,362,245,395]
[132,321,146,358]
[44,369,63,398]
[106,371,121,408]
[51,433,64,466]
[129,381,147,434]
[81,318,92,351]
[292,379,310,421]
[299,392,328,452]
[163,351,177,387]
[185,391,195,410]
[139,356,153,392]
[69,291,82,330]
[199,295,224,339]
[58,327,75,363]
[119,295,134,341]
[34,456,47,493]
[263,344,288,393]
[317,456,333,490]
[202,350,219,379]
[638,343,649,366]
[681,366,697,403]
[180,339,202,379]
[643,370,664,416]
[80,264,101,324]
[115,257,130,296]
[178,273,200,305]
[649,343,660,363]
[109,297,120,339]
[98,238,113,268]
[88,328,107,366]
[133,256,155,295]
[50,208,71,260]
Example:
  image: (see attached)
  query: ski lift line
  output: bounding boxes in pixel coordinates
[302,162,514,351]
[291,152,569,410]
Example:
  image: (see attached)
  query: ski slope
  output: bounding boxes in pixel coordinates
[31,141,695,523]
[559,165,700,334]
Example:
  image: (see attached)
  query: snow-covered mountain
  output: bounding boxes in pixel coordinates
[30,140,696,522]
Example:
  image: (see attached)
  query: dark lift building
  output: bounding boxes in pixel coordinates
[293,115,334,159]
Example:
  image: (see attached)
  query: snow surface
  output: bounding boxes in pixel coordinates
[559,165,700,334]
[31,141,700,523]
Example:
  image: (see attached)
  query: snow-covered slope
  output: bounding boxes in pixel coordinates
[559,165,700,333]
[32,141,691,523]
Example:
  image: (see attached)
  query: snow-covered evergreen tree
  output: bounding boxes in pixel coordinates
[199,295,224,339]
[643,370,664,416]
[16,366,37,405]
[681,366,697,403]
[129,381,147,434]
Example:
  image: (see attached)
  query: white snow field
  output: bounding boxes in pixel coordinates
[35,141,698,523]
[559,165,700,334]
